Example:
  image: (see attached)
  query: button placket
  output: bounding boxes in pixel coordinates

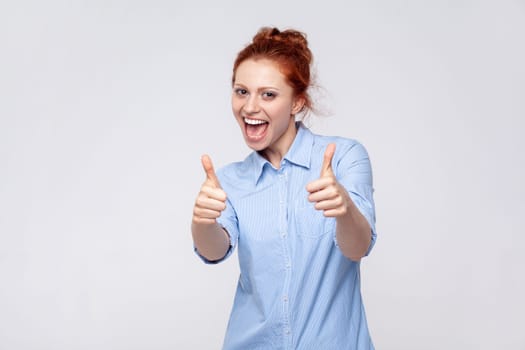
[278,165,293,347]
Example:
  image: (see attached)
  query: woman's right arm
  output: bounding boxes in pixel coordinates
[191,155,230,261]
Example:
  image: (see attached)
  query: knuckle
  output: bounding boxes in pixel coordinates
[195,197,206,207]
[218,190,227,201]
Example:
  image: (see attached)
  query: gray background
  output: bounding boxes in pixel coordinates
[1,1,524,349]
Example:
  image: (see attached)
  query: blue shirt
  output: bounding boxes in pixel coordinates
[196,123,377,350]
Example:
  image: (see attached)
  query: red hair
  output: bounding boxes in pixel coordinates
[232,27,313,115]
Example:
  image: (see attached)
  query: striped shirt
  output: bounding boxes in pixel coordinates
[196,122,377,350]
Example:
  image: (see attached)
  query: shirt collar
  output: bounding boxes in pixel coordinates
[248,122,314,185]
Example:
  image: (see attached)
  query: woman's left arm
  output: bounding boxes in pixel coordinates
[306,143,373,261]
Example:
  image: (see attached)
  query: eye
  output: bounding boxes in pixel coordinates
[262,91,277,99]
[234,88,248,96]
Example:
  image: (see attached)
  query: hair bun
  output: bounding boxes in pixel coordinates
[252,27,311,63]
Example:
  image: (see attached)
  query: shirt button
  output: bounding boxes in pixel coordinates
[285,328,290,335]
[283,295,288,302]
[285,262,291,268]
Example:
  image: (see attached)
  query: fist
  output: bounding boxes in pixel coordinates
[306,143,352,217]
[192,155,227,225]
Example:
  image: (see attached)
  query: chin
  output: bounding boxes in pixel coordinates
[241,134,267,150]
[244,140,266,152]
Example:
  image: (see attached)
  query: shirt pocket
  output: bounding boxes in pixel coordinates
[293,199,335,239]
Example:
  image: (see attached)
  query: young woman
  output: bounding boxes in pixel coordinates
[192,27,377,350]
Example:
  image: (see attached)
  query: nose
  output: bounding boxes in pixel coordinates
[243,95,260,115]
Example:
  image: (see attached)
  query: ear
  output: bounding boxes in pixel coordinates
[291,96,306,115]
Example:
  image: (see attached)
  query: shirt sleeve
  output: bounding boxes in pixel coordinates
[194,192,240,265]
[335,141,377,256]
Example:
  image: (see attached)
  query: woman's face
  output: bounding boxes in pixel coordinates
[232,58,304,157]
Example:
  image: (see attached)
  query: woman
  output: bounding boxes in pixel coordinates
[192,27,377,350]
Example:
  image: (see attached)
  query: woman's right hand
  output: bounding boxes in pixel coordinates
[192,155,227,225]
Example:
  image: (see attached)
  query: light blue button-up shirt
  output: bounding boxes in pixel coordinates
[196,123,377,350]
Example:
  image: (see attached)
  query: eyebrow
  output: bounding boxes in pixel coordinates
[233,84,281,92]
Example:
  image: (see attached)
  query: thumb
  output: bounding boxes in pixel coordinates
[201,154,221,188]
[321,143,336,177]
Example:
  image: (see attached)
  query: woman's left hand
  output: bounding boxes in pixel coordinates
[306,143,352,217]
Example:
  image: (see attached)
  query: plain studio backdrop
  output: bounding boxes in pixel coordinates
[1,1,524,349]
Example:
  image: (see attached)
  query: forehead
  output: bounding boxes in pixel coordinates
[234,59,290,89]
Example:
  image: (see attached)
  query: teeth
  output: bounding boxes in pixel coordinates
[244,118,267,125]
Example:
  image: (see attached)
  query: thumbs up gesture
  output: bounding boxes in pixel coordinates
[306,143,352,217]
[192,155,227,225]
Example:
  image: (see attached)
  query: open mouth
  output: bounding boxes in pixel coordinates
[244,117,269,140]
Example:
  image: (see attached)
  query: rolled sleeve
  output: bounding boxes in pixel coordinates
[346,183,377,256]
[336,142,377,256]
